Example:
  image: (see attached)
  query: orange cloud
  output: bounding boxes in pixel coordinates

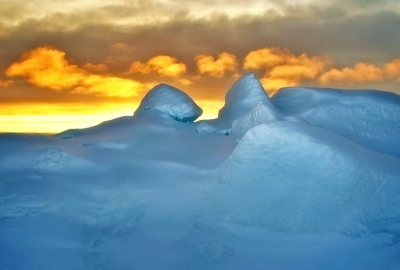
[244,47,328,93]
[0,79,14,87]
[126,55,186,77]
[260,78,294,92]
[384,59,400,82]
[319,63,383,85]
[196,52,238,78]
[6,46,148,97]
[243,47,290,70]
[178,78,193,86]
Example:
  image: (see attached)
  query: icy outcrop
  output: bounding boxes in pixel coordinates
[272,87,400,158]
[230,101,281,138]
[135,83,203,122]
[217,121,400,234]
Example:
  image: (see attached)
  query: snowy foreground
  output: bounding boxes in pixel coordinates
[1,73,400,270]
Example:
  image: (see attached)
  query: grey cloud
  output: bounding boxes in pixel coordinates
[2,5,400,66]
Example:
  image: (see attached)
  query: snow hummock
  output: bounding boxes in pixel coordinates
[135,83,203,122]
[1,74,400,270]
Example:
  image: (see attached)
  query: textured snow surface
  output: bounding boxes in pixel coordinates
[219,122,400,234]
[1,74,400,270]
[230,101,281,138]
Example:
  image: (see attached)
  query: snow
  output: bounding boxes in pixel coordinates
[272,87,400,158]
[134,83,203,122]
[219,73,272,120]
[1,74,400,270]
[230,101,281,138]
[196,72,280,135]
[217,122,400,235]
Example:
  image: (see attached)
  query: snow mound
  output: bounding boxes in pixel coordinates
[231,101,281,138]
[216,121,400,234]
[135,83,203,122]
[272,87,400,158]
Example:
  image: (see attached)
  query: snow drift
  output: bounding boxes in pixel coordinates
[217,121,400,234]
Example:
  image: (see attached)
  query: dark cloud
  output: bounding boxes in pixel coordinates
[2,3,399,68]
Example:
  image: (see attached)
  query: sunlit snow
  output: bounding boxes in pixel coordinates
[0,73,399,270]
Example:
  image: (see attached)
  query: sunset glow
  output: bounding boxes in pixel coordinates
[1,0,400,133]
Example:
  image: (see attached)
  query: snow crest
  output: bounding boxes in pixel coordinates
[135,83,203,122]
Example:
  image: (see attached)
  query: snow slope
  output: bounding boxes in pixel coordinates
[218,121,400,234]
[1,74,400,270]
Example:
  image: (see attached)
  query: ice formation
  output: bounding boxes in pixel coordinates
[135,83,203,122]
[1,74,400,270]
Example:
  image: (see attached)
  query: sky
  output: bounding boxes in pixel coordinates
[1,0,400,133]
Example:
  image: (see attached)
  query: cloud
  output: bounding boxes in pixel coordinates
[0,79,14,87]
[109,42,131,53]
[196,52,238,78]
[178,78,193,86]
[319,63,384,85]
[260,78,292,92]
[384,59,400,82]
[82,63,109,74]
[126,55,187,77]
[244,47,329,93]
[6,46,149,97]
[243,47,289,70]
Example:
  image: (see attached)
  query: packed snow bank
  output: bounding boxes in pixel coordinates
[217,121,400,235]
[135,83,203,122]
[272,87,400,158]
